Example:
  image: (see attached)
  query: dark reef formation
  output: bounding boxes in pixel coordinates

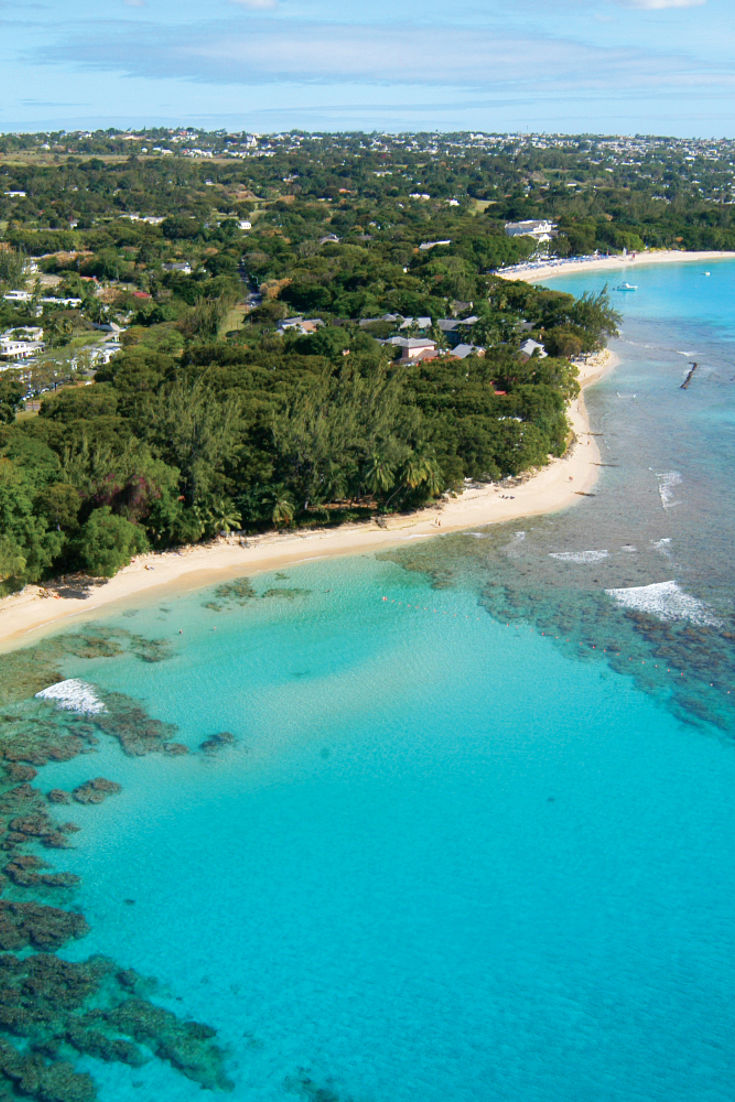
[284,1068,357,1102]
[0,954,233,1095]
[202,575,312,613]
[382,536,735,735]
[202,576,256,611]
[71,778,122,805]
[0,625,234,1100]
[200,732,237,755]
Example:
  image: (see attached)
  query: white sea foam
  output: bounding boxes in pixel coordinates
[550,549,609,564]
[35,679,106,715]
[621,545,637,553]
[605,580,722,627]
[654,470,682,509]
[651,537,672,555]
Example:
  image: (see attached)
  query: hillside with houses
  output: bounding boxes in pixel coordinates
[6,127,707,585]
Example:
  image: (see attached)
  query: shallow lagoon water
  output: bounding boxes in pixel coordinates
[7,259,735,1101]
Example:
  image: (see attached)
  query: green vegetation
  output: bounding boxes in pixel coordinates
[0,128,656,590]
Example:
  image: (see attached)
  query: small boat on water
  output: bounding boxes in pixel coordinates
[615,282,638,292]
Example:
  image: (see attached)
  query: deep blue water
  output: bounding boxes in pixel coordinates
[9,258,735,1101]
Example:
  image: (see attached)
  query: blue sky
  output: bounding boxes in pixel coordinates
[2,0,732,136]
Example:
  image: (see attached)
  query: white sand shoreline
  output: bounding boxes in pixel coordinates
[496,248,735,284]
[0,351,616,654]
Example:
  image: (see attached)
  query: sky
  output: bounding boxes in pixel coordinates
[2,0,733,137]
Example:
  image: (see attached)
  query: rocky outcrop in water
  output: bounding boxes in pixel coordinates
[0,954,233,1097]
[203,577,257,611]
[200,732,236,754]
[4,856,79,890]
[94,694,178,756]
[0,901,89,950]
[0,1040,96,1102]
[0,629,234,1099]
[71,778,122,805]
[47,789,72,805]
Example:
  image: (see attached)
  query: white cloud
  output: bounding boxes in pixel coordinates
[230,0,278,8]
[623,0,705,8]
[37,14,732,105]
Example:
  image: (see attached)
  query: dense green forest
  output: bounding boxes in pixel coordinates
[0,128,674,590]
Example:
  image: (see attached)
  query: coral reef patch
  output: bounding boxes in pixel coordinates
[199,732,237,755]
[71,778,122,805]
[0,954,233,1096]
[0,625,234,1099]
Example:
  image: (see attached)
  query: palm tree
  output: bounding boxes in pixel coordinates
[272,496,295,529]
[383,453,444,509]
[400,455,426,491]
[202,499,241,537]
[364,453,395,499]
[422,458,443,498]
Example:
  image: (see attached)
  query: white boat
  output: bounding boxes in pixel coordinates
[615,282,638,292]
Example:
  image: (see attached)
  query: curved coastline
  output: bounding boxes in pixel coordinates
[496,247,735,284]
[0,350,616,653]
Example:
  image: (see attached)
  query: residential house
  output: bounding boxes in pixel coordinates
[90,342,123,366]
[359,313,402,328]
[385,336,438,362]
[519,338,547,360]
[276,316,324,335]
[40,296,82,307]
[0,338,44,361]
[450,343,485,359]
[438,315,479,348]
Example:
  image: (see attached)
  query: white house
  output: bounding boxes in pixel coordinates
[90,342,123,365]
[2,326,44,343]
[276,316,324,335]
[504,219,557,243]
[0,338,44,360]
[40,296,82,308]
[519,338,547,359]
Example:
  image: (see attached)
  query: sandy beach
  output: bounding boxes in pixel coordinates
[497,248,735,284]
[0,351,616,653]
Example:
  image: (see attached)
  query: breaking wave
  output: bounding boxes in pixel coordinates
[35,678,106,715]
[605,580,722,627]
[550,549,609,564]
[654,470,682,509]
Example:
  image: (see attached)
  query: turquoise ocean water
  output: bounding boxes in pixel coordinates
[7,258,735,1101]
